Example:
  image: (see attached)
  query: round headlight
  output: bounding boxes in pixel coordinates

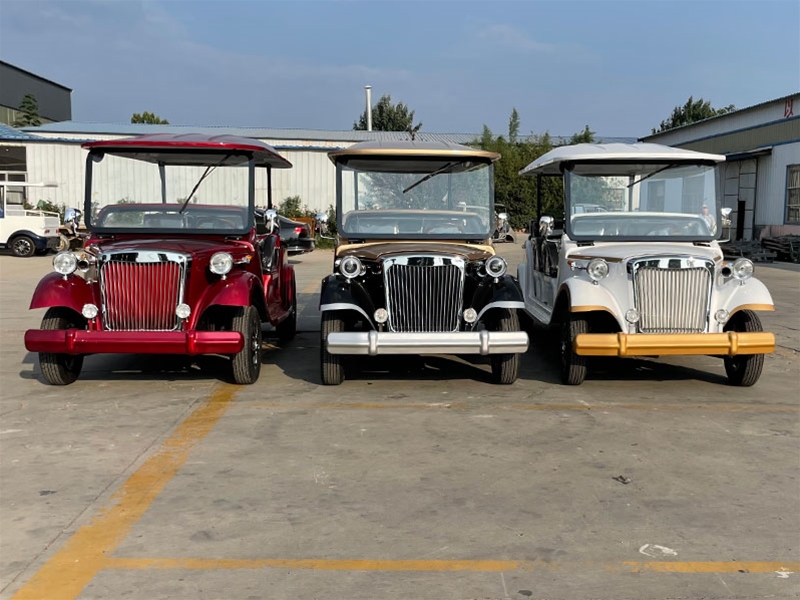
[374,308,388,324]
[339,256,363,279]
[715,309,730,324]
[175,303,191,319]
[53,252,78,276]
[209,252,233,276]
[485,256,507,278]
[81,303,98,319]
[732,258,754,281]
[625,308,640,324]
[463,308,478,323]
[587,258,609,281]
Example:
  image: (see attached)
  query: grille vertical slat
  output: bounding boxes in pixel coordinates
[633,259,712,334]
[384,255,464,333]
[100,252,187,331]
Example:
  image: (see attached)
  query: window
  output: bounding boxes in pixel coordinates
[681,175,705,214]
[647,180,665,211]
[787,165,800,224]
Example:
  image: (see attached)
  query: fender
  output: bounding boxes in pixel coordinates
[470,275,526,325]
[558,278,625,329]
[193,270,266,327]
[29,272,97,313]
[4,229,53,249]
[319,274,377,328]
[716,278,775,316]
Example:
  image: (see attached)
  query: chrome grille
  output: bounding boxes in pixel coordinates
[632,257,714,334]
[383,255,465,333]
[99,251,189,331]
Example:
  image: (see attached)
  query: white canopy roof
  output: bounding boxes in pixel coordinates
[519,143,726,176]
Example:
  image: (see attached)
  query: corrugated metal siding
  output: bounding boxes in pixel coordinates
[25,144,86,210]
[756,142,800,226]
[679,119,800,155]
[271,150,336,211]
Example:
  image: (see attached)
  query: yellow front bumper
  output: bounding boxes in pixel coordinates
[574,332,776,357]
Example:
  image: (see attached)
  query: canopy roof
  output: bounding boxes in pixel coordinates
[82,133,292,168]
[329,140,500,164]
[519,143,725,176]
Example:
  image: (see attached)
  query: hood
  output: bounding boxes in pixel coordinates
[337,241,495,262]
[89,237,253,259]
[565,241,723,264]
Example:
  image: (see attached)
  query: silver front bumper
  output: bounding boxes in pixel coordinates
[326,331,529,356]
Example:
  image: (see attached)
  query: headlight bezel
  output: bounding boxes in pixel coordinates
[586,258,609,282]
[732,258,754,281]
[485,256,507,278]
[53,252,78,276]
[209,252,234,276]
[339,256,364,279]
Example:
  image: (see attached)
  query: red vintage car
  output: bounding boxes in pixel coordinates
[24,133,296,385]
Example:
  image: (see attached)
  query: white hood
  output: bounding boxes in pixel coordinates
[565,241,723,263]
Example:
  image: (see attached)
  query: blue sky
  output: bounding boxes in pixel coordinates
[1,0,798,138]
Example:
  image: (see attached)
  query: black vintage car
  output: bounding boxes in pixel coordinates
[255,210,315,256]
[318,140,529,385]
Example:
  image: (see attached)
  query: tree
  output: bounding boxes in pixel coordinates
[131,111,170,124]
[569,125,595,144]
[353,94,422,134]
[508,108,520,144]
[13,93,42,127]
[653,96,735,133]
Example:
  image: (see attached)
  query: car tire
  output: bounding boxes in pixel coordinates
[10,235,35,258]
[560,315,588,385]
[276,276,297,343]
[39,307,84,385]
[724,310,765,387]
[490,309,520,385]
[230,306,262,385]
[56,234,71,252]
[320,312,345,385]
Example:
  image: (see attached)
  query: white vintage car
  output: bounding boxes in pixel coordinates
[517,143,775,386]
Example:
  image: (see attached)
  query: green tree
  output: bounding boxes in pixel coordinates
[13,93,42,127]
[353,94,422,135]
[569,125,595,144]
[131,111,170,124]
[653,96,735,133]
[508,108,520,144]
[278,195,315,219]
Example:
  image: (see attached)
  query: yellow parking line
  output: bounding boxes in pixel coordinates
[11,385,238,600]
[102,557,800,574]
[242,401,799,412]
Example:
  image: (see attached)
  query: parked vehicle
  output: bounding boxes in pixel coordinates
[319,140,529,385]
[0,181,61,257]
[24,133,295,385]
[517,143,775,386]
[278,214,315,255]
[492,203,515,243]
[56,207,88,252]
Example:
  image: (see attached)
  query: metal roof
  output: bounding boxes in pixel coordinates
[22,121,636,146]
[519,143,726,176]
[83,133,292,168]
[0,123,45,141]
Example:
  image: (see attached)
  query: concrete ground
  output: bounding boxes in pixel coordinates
[0,243,798,600]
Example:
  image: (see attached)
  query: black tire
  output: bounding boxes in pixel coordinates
[490,309,520,385]
[276,276,297,343]
[320,312,345,385]
[560,315,588,385]
[231,306,262,385]
[39,308,84,385]
[724,310,765,387]
[10,235,35,258]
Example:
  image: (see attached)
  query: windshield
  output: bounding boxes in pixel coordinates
[86,151,255,234]
[337,160,493,240]
[565,164,719,241]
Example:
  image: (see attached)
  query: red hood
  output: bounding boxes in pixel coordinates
[87,236,255,260]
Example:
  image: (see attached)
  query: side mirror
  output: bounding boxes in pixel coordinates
[64,207,78,225]
[264,208,278,233]
[720,207,732,227]
[497,212,508,221]
[539,215,554,238]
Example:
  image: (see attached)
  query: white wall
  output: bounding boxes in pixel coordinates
[756,141,800,227]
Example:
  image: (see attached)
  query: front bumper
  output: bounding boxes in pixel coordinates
[574,332,775,357]
[326,331,529,356]
[24,329,244,355]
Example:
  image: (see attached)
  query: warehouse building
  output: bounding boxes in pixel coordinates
[641,93,800,240]
[3,121,633,214]
[0,60,72,126]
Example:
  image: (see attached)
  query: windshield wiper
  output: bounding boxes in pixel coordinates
[627,164,677,188]
[179,155,230,213]
[403,162,457,194]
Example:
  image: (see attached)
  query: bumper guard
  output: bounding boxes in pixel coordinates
[574,332,775,357]
[24,329,244,355]
[327,331,529,356]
